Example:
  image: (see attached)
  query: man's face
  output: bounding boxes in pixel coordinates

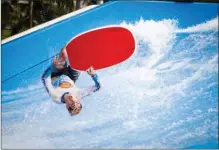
[65,94,81,115]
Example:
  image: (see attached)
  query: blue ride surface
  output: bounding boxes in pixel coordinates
[1,1,218,149]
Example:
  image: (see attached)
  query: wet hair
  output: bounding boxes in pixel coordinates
[69,103,82,115]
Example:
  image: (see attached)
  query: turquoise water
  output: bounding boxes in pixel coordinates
[1,1,218,149]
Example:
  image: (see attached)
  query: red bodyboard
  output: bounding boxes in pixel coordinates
[66,26,135,71]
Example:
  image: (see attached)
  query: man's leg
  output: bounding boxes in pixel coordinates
[67,66,81,83]
[51,64,68,79]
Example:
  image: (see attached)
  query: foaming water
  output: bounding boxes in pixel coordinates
[121,18,177,68]
[2,16,218,148]
[176,16,218,33]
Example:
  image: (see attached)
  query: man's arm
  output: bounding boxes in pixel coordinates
[41,65,64,104]
[79,67,102,99]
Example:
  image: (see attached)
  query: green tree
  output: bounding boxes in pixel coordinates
[29,0,33,28]
[1,0,102,39]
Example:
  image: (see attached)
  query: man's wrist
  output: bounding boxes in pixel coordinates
[91,73,97,77]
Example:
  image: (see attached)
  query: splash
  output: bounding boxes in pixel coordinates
[176,16,218,33]
[120,16,218,68]
[121,18,178,68]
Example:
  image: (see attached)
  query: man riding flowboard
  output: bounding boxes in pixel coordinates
[42,47,101,116]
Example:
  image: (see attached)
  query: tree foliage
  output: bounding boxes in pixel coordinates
[1,0,103,40]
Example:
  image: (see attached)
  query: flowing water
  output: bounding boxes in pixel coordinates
[2,16,218,148]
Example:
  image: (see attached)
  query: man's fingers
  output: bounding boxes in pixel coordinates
[86,66,94,75]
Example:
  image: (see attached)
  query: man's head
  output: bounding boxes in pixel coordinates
[64,93,82,116]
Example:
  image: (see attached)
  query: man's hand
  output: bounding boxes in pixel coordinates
[86,66,95,76]
[53,56,66,69]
